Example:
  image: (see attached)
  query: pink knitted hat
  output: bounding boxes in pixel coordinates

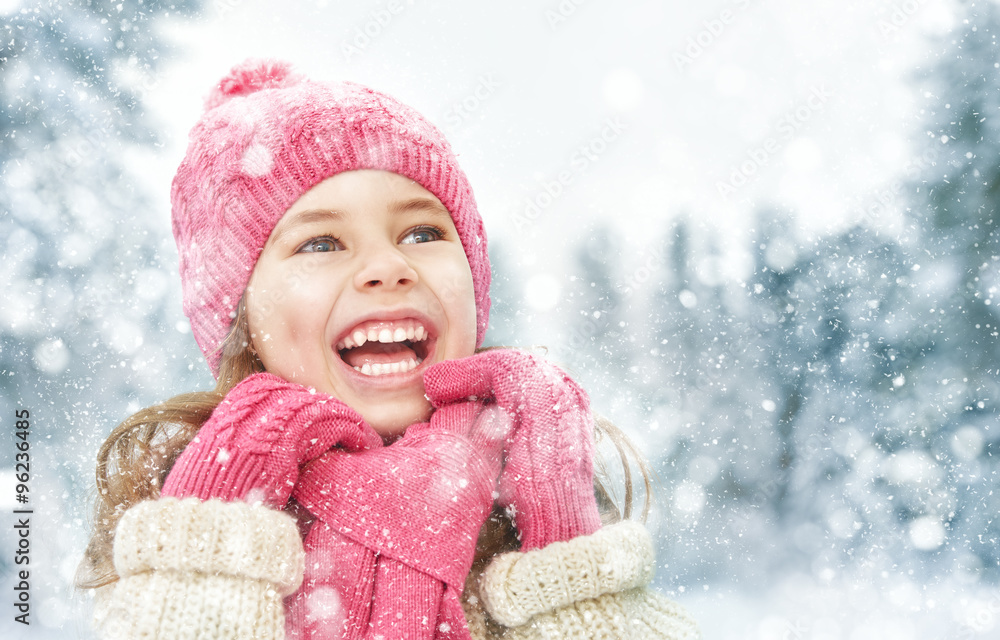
[171,59,491,375]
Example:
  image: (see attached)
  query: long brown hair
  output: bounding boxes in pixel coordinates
[76,300,651,589]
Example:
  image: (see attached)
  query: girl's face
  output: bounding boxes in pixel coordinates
[245,170,478,438]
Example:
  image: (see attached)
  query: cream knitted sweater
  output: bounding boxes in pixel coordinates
[94,498,701,639]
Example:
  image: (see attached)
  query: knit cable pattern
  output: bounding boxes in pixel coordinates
[114,497,304,592]
[104,497,304,639]
[478,521,656,627]
[495,589,702,640]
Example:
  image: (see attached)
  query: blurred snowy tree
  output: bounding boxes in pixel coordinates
[627,2,1000,591]
[0,0,202,631]
[1,0,205,455]
[886,0,1000,578]
[739,224,926,580]
[631,206,995,587]
[565,227,633,374]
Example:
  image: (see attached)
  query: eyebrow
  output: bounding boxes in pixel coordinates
[268,209,344,247]
[388,197,452,219]
[270,197,452,246]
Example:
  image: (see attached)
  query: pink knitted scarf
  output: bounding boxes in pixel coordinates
[288,409,492,639]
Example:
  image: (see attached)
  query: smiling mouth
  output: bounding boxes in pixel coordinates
[335,319,432,376]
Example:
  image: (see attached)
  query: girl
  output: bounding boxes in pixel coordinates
[77,59,701,640]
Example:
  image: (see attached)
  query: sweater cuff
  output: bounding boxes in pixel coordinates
[497,589,702,640]
[478,520,655,627]
[114,497,304,595]
[96,569,290,640]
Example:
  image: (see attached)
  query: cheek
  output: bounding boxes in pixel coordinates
[440,262,478,355]
[245,274,324,368]
[245,290,287,369]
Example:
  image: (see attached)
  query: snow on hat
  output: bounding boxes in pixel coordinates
[171,59,491,375]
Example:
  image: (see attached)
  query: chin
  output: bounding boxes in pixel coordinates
[363,400,432,440]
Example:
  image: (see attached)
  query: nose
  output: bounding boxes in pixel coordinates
[353,242,419,291]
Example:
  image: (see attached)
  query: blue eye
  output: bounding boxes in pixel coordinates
[298,236,342,253]
[401,225,445,245]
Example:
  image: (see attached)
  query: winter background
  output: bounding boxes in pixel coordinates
[2,0,1000,638]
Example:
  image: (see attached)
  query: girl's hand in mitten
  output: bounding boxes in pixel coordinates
[161,372,382,508]
[422,349,603,550]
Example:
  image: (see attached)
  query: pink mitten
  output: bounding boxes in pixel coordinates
[289,400,508,639]
[423,349,603,550]
[161,372,383,508]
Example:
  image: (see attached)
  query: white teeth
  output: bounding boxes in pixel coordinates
[354,357,423,377]
[341,321,429,355]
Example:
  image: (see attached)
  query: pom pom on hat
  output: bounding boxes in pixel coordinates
[204,58,303,110]
[171,59,491,375]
